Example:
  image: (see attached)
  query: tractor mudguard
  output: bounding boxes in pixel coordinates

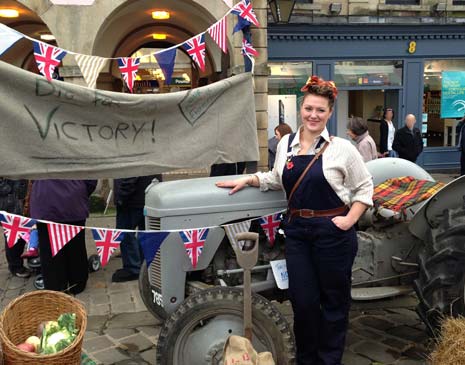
[409,175,465,241]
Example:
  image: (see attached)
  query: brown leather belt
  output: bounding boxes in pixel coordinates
[289,205,348,219]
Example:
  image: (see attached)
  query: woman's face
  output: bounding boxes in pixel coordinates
[346,129,356,140]
[300,94,332,135]
[275,130,281,140]
[385,110,393,120]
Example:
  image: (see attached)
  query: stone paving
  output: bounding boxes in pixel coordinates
[0,172,456,364]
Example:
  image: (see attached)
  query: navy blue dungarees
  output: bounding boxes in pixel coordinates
[282,134,358,365]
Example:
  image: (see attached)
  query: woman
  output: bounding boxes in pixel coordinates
[379,107,396,157]
[30,179,97,294]
[269,123,293,170]
[347,116,378,162]
[217,76,373,365]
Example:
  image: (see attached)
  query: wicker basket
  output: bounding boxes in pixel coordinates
[0,290,87,365]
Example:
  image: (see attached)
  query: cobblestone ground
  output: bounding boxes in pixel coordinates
[0,172,456,364]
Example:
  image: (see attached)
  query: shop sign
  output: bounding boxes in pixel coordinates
[441,71,465,118]
[171,77,191,86]
[357,76,384,86]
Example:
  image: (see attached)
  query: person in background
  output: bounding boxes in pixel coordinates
[217,76,373,365]
[379,107,397,157]
[457,114,465,175]
[347,117,378,162]
[392,114,423,163]
[268,123,293,170]
[30,179,97,294]
[112,175,160,282]
[0,178,31,278]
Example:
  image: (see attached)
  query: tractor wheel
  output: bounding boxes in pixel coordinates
[138,261,167,322]
[413,205,465,335]
[156,287,295,365]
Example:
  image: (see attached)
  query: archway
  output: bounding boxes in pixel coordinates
[0,0,56,73]
[92,0,232,91]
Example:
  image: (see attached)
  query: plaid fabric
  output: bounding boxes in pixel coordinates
[373,176,445,212]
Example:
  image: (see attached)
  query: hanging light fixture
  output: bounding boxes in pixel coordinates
[268,0,296,24]
[0,9,19,18]
[152,33,167,40]
[152,10,170,20]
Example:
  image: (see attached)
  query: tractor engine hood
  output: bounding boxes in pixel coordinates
[145,175,287,219]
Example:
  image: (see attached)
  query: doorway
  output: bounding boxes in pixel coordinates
[336,89,400,150]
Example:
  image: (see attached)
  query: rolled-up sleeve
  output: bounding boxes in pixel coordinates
[343,146,374,207]
[255,135,289,191]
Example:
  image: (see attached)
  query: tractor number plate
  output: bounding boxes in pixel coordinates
[151,289,164,307]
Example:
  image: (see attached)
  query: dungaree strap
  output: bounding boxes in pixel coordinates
[287,139,330,209]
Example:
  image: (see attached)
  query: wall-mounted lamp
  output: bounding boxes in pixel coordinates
[329,3,342,14]
[268,0,296,24]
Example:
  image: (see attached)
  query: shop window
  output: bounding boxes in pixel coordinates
[423,59,465,148]
[268,62,312,138]
[334,60,403,88]
[385,0,420,4]
[130,48,192,94]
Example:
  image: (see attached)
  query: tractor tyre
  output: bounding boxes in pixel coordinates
[156,287,295,365]
[138,261,167,322]
[413,205,465,335]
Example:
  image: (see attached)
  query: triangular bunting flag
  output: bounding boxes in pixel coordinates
[75,54,108,89]
[179,228,209,269]
[233,15,251,34]
[208,17,228,54]
[91,228,125,267]
[231,0,260,28]
[154,48,177,85]
[223,220,252,252]
[32,41,67,81]
[47,222,83,256]
[139,231,170,268]
[0,24,23,56]
[259,213,282,247]
[182,33,207,72]
[241,37,259,58]
[0,212,35,248]
[117,57,140,93]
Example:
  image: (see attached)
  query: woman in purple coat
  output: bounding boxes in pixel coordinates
[30,179,96,294]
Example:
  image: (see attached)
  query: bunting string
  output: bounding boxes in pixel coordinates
[0,0,260,91]
[0,209,284,269]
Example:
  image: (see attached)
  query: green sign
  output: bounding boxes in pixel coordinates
[441,71,465,118]
[171,77,190,86]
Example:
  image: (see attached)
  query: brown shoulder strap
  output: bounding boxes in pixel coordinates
[287,140,330,207]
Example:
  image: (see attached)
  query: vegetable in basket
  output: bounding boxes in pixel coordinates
[39,313,78,354]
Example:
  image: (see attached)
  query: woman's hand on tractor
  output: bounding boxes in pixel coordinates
[216,176,253,195]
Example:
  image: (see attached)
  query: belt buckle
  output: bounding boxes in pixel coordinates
[308,210,315,217]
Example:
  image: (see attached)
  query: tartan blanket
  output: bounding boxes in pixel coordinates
[373,176,445,212]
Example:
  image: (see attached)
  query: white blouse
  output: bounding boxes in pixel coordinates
[255,127,374,207]
[387,120,395,151]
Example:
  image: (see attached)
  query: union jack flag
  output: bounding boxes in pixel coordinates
[182,34,206,72]
[117,57,140,93]
[231,0,260,28]
[47,222,84,257]
[241,38,259,58]
[179,228,209,269]
[92,228,124,267]
[259,213,282,247]
[0,212,35,248]
[32,41,67,81]
[208,17,228,54]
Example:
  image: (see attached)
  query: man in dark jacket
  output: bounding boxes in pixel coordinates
[392,114,424,162]
[0,179,30,278]
[112,175,160,282]
[30,179,97,294]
